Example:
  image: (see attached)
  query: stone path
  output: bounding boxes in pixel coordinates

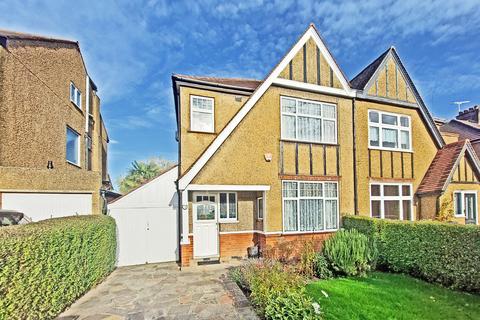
[57,262,258,320]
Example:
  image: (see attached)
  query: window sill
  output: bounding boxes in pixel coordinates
[280,139,338,146]
[188,130,216,135]
[281,229,338,235]
[454,215,465,218]
[368,146,413,153]
[66,160,81,168]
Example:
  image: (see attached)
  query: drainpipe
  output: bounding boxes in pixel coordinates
[352,97,358,215]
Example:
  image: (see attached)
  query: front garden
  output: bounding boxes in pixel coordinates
[230,217,480,319]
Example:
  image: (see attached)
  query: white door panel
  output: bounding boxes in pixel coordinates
[193,194,219,258]
[2,193,92,221]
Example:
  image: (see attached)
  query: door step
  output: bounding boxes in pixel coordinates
[196,258,220,266]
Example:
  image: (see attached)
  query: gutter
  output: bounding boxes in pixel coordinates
[352,97,358,215]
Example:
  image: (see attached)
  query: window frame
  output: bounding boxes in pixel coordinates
[453,190,478,218]
[369,182,414,221]
[280,96,337,144]
[66,126,81,167]
[257,197,264,220]
[70,82,82,109]
[219,192,238,223]
[368,109,412,152]
[281,180,339,234]
[190,95,215,133]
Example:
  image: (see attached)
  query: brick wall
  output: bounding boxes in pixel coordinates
[180,235,194,267]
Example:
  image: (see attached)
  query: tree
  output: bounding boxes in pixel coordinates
[118,157,176,194]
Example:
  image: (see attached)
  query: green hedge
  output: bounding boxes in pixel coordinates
[0,215,116,320]
[343,216,480,292]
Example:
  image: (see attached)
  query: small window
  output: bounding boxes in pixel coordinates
[70,82,82,108]
[368,110,411,151]
[219,192,237,221]
[66,127,80,166]
[190,96,214,133]
[257,197,264,220]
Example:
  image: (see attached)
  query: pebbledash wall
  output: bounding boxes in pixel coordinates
[0,35,108,215]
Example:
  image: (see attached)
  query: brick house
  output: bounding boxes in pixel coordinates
[0,30,110,220]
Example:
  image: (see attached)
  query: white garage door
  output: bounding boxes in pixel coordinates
[2,193,92,221]
[111,207,178,266]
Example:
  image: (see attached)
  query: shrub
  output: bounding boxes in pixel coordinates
[343,216,480,292]
[0,215,116,320]
[298,240,317,278]
[323,229,374,277]
[230,260,321,319]
[313,254,333,280]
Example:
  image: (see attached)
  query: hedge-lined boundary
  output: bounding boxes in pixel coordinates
[0,215,116,320]
[343,216,480,292]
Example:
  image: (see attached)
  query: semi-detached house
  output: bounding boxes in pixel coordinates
[171,23,480,266]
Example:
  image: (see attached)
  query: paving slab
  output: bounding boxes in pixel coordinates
[57,262,258,320]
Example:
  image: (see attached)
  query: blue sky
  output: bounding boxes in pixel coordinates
[1,0,480,188]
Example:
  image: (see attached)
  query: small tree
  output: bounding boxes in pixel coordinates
[436,198,454,222]
[118,157,175,194]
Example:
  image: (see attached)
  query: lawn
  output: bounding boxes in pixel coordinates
[306,272,480,320]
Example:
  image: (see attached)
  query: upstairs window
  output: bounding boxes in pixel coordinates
[281,97,337,144]
[190,95,214,133]
[70,82,82,108]
[369,110,411,151]
[66,127,80,166]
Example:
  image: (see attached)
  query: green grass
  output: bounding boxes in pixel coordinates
[306,272,480,320]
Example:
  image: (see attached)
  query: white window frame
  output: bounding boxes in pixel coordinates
[368,109,412,152]
[453,190,477,218]
[66,126,81,167]
[280,96,337,144]
[70,82,82,109]
[281,180,339,233]
[218,192,237,223]
[257,197,263,220]
[369,182,414,221]
[190,95,214,133]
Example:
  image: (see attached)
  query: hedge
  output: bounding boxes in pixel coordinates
[343,216,480,292]
[0,215,116,320]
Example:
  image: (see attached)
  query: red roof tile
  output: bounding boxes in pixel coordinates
[172,74,262,91]
[417,140,466,195]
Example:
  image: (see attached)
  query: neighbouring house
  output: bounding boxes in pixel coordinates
[0,30,110,221]
[169,23,480,267]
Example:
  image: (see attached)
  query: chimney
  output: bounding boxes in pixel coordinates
[456,105,480,124]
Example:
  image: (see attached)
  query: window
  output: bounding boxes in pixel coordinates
[195,195,216,220]
[70,82,82,108]
[190,95,214,133]
[370,183,413,220]
[454,191,477,220]
[66,127,80,166]
[368,110,411,151]
[281,97,337,144]
[257,197,264,220]
[219,192,237,221]
[86,136,92,170]
[282,181,338,232]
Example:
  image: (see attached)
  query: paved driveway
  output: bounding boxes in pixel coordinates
[57,262,258,320]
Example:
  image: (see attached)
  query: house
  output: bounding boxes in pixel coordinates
[437,106,480,156]
[170,23,480,266]
[0,30,110,221]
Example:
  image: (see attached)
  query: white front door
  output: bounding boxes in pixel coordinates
[193,194,219,258]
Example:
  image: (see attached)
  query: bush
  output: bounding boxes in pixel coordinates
[343,216,480,292]
[298,241,317,278]
[230,260,321,319]
[323,229,374,277]
[313,254,333,280]
[0,215,116,320]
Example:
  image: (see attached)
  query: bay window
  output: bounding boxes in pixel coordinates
[281,97,337,144]
[191,95,214,133]
[282,181,338,232]
[369,110,411,151]
[370,183,413,220]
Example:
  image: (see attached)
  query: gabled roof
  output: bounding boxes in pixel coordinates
[350,48,390,90]
[177,23,353,190]
[417,140,480,195]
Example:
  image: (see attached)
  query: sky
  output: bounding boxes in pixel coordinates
[1,0,479,188]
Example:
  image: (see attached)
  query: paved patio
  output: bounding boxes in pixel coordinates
[57,262,258,320]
